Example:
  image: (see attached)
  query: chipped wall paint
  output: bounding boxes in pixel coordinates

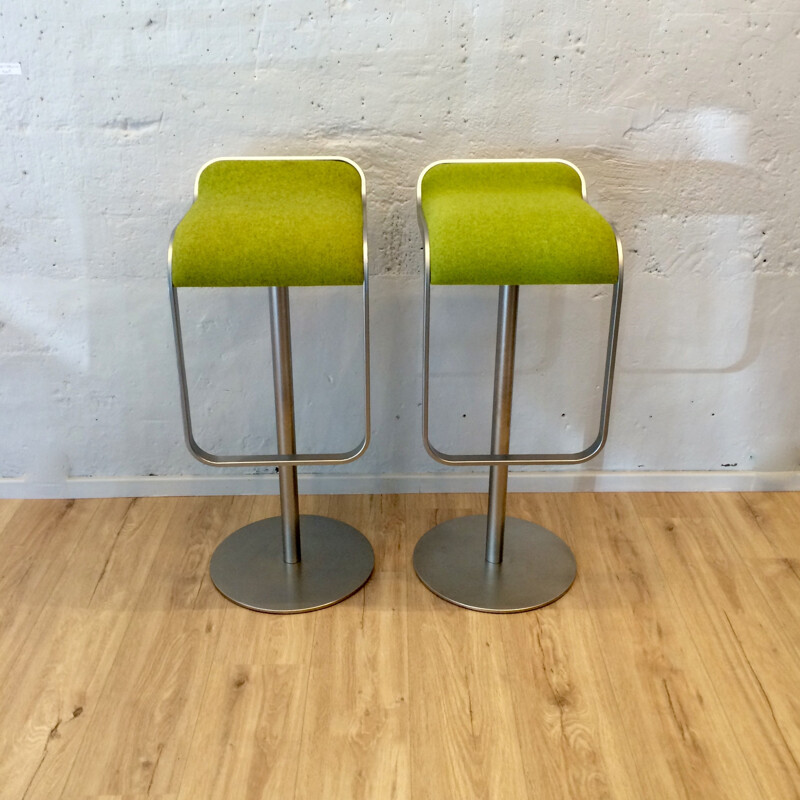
[0,0,798,496]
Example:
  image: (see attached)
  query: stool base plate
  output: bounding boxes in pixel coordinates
[210,515,374,613]
[413,515,576,613]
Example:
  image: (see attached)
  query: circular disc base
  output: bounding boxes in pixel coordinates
[413,515,576,613]
[210,515,374,613]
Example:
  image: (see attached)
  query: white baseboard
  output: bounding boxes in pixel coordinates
[0,470,799,499]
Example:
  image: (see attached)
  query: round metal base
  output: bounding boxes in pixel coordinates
[413,515,576,613]
[210,515,374,613]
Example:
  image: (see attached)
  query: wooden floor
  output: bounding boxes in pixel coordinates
[0,492,799,799]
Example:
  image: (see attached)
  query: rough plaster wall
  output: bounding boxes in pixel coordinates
[0,0,798,490]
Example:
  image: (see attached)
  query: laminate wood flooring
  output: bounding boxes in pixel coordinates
[0,492,798,799]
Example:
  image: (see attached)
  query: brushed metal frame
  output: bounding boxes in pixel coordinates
[168,156,370,468]
[418,158,624,467]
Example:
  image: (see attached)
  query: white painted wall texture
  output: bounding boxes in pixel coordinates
[1,1,799,496]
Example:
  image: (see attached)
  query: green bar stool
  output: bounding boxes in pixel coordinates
[168,157,373,613]
[415,159,624,612]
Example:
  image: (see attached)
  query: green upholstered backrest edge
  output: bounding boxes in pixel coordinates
[191,156,366,201]
[170,157,366,288]
[418,159,620,286]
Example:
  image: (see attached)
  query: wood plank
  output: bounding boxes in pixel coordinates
[88,795,178,800]
[737,492,800,557]
[292,494,408,798]
[552,492,765,799]
[0,497,178,800]
[407,498,529,800]
[717,489,800,691]
[60,496,254,797]
[0,492,797,800]
[295,570,409,799]
[632,492,800,797]
[704,493,800,644]
[0,497,23,534]
[176,600,317,799]
[1,608,129,800]
[740,492,800,546]
[0,500,107,701]
[0,499,99,610]
[501,492,645,799]
[328,492,409,573]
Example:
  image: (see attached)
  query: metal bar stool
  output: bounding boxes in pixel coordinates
[414,158,623,612]
[168,156,373,613]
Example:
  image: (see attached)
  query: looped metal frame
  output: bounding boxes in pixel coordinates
[168,156,370,468]
[419,158,624,467]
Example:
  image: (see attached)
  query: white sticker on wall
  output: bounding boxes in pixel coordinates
[0,62,22,75]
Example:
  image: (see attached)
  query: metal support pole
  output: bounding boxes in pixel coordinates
[269,286,301,564]
[485,285,519,564]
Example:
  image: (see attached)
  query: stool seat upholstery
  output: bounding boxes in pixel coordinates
[420,160,619,286]
[171,158,364,288]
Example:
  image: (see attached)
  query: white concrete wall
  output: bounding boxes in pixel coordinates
[1,0,798,497]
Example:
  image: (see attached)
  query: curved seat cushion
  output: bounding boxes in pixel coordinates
[420,161,619,286]
[171,159,364,287]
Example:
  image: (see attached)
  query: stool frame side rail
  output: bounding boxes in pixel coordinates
[167,155,371,468]
[418,157,624,468]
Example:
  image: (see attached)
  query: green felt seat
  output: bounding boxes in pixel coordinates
[420,160,619,286]
[171,158,365,287]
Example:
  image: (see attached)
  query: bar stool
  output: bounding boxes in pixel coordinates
[414,159,623,612]
[168,156,373,613]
